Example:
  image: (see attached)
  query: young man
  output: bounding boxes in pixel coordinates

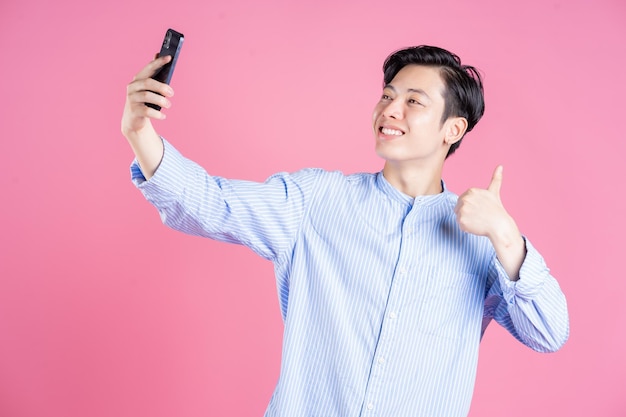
[122,45,569,417]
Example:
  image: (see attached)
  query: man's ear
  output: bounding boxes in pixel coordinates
[444,117,468,146]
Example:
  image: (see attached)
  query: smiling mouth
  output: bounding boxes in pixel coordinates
[380,127,404,136]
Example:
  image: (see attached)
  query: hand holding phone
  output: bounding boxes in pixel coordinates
[146,28,184,110]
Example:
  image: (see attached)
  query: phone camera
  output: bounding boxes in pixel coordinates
[163,32,172,49]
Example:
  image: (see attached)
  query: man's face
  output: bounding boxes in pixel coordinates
[372,65,451,167]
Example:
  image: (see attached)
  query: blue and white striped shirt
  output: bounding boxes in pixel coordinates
[132,139,569,417]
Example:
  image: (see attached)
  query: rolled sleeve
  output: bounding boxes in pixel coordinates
[496,237,550,305]
[130,138,189,204]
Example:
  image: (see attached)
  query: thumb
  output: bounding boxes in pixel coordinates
[488,165,503,195]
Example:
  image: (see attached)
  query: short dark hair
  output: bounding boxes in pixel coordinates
[382,46,485,157]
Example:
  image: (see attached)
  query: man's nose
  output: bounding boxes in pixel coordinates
[382,99,403,119]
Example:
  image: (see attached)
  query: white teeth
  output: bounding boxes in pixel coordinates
[381,127,403,136]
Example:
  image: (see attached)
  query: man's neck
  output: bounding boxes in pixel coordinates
[382,161,444,198]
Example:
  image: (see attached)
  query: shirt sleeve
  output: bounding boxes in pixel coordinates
[482,238,570,352]
[130,138,322,261]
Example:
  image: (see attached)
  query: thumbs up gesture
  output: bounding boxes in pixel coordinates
[455,165,507,238]
[455,166,525,280]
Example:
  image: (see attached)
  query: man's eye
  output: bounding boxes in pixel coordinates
[381,94,392,100]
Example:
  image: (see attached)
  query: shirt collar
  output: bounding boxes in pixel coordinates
[375,171,452,208]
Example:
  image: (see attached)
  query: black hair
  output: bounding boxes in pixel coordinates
[382,46,485,157]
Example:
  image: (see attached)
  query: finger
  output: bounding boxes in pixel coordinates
[143,105,168,120]
[128,94,168,119]
[488,165,503,195]
[128,77,174,98]
[132,54,172,82]
[128,89,172,110]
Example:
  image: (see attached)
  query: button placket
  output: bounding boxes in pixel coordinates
[361,217,415,416]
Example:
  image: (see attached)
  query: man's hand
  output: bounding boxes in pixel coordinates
[121,55,174,136]
[454,166,526,280]
[121,55,174,179]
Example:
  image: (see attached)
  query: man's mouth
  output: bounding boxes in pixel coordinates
[380,127,404,136]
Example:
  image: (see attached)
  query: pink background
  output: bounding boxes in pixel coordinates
[1,0,625,416]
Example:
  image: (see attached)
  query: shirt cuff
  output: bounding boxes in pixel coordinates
[496,237,549,304]
[129,137,189,203]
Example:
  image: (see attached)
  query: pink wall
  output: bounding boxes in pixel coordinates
[1,0,625,416]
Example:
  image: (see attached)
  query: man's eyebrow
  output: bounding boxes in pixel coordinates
[383,84,432,101]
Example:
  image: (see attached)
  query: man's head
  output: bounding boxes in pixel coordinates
[381,46,485,158]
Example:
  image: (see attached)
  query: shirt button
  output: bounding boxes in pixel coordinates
[378,356,386,364]
[389,312,397,319]
[399,267,407,275]
[367,403,374,410]
[405,227,413,234]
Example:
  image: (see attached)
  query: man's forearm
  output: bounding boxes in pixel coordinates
[126,124,164,180]
[490,218,525,281]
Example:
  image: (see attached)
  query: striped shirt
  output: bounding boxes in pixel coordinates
[132,139,569,417]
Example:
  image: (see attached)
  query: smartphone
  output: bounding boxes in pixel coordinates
[146,28,184,110]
